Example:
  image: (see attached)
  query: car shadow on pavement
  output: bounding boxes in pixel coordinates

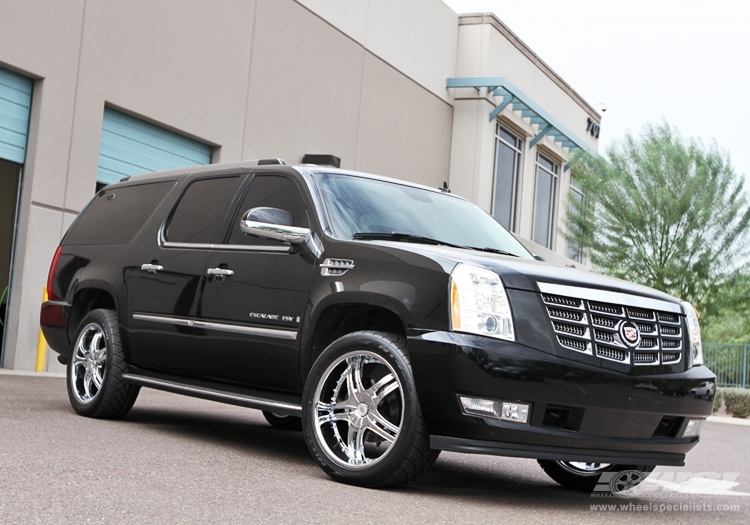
[407,453,593,507]
[121,404,593,507]
[122,405,312,464]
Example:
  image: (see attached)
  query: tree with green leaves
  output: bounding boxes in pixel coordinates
[566,122,750,319]
[700,271,750,342]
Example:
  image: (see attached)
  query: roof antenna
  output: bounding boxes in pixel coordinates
[441,181,451,193]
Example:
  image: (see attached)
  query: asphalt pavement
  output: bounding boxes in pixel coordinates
[1,370,748,524]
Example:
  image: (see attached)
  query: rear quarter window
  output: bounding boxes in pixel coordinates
[63,181,175,245]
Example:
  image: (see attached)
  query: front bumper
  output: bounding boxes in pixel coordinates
[408,331,716,466]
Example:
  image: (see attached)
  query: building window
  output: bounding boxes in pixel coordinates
[532,153,559,249]
[491,125,523,231]
[566,176,584,263]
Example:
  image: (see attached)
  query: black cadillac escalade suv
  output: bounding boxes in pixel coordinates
[41,160,715,491]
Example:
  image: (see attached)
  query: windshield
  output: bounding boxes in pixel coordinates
[316,173,533,259]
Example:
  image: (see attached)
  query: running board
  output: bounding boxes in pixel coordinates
[122,370,302,417]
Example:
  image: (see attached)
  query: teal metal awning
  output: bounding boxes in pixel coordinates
[447,77,597,157]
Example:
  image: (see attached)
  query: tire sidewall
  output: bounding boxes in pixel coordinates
[302,331,421,487]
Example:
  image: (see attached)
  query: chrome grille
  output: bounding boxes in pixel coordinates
[589,302,623,316]
[547,307,585,322]
[633,352,658,364]
[541,288,684,367]
[592,315,617,329]
[596,345,628,362]
[659,312,679,324]
[558,336,590,353]
[542,294,581,308]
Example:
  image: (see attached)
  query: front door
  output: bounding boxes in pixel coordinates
[196,174,316,392]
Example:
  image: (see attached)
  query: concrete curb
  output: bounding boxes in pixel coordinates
[707,414,750,426]
[0,368,65,378]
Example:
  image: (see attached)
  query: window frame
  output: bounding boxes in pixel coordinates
[531,152,560,249]
[223,173,311,249]
[162,175,245,248]
[491,124,524,232]
[566,175,585,263]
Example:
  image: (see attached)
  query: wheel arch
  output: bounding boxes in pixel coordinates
[302,296,408,382]
[67,284,118,347]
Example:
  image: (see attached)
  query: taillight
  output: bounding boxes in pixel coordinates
[46,245,63,302]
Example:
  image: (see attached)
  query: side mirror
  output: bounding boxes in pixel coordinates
[240,207,309,245]
[533,254,546,262]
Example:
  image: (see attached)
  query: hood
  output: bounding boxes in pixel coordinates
[360,240,681,305]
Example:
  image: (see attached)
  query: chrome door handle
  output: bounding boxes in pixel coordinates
[206,267,234,278]
[140,263,164,274]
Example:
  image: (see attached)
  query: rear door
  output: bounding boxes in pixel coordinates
[127,174,245,375]
[195,173,316,391]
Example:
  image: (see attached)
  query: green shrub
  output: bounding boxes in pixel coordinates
[722,387,750,418]
[713,388,724,414]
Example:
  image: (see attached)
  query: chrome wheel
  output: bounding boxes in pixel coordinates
[559,461,610,475]
[313,350,403,469]
[538,459,655,492]
[66,309,140,419]
[303,331,435,487]
[70,322,108,404]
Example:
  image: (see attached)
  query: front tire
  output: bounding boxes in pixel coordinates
[302,331,437,487]
[538,460,654,493]
[67,309,139,419]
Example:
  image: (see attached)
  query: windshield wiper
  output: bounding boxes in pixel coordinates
[352,232,467,249]
[353,233,521,256]
[465,246,520,257]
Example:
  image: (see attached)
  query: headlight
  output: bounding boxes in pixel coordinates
[450,263,514,341]
[681,301,703,367]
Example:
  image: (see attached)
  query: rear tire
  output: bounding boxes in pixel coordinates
[67,309,139,419]
[538,460,654,493]
[263,411,302,431]
[302,331,438,487]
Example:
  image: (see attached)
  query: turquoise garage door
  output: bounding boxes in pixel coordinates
[0,68,33,164]
[98,107,212,185]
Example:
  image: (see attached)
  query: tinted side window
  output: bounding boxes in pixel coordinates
[167,176,242,244]
[64,181,175,245]
[227,175,310,245]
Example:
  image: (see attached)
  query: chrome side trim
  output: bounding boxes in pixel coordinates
[161,241,291,253]
[132,313,298,341]
[193,320,297,341]
[121,373,302,414]
[537,282,682,314]
[133,313,193,327]
[162,241,214,250]
[213,244,290,253]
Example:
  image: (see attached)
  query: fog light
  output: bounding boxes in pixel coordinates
[459,396,530,424]
[682,418,705,437]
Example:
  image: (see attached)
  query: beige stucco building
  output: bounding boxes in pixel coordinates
[0,0,600,372]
